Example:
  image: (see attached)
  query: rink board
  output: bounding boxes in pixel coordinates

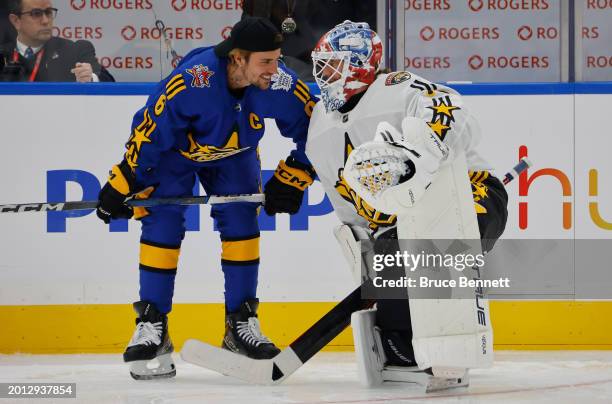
[1,83,612,353]
[3,302,612,354]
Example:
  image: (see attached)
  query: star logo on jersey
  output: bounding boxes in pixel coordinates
[126,108,156,170]
[427,96,459,121]
[270,69,293,91]
[427,119,450,139]
[384,71,412,86]
[179,126,250,162]
[185,64,214,88]
[470,171,490,214]
[426,95,460,141]
[334,133,396,231]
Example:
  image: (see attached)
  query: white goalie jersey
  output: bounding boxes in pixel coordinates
[306,71,491,235]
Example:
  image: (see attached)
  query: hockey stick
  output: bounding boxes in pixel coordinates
[180,158,532,384]
[0,193,265,214]
[181,282,375,385]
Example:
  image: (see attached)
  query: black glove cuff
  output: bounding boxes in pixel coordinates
[285,156,316,179]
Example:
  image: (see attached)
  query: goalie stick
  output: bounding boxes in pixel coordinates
[182,283,375,385]
[180,158,532,384]
[0,193,265,214]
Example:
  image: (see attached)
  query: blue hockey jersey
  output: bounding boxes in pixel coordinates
[122,46,315,186]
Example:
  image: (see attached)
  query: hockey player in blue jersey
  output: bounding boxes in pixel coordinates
[95,17,317,379]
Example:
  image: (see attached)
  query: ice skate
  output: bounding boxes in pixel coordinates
[222,298,280,359]
[123,301,176,380]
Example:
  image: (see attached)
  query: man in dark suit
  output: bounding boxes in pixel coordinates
[1,1,17,47]
[1,0,114,82]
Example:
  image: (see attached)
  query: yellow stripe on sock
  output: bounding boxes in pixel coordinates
[140,243,180,270]
[221,237,260,262]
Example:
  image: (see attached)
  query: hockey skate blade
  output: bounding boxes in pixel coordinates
[129,353,176,380]
[425,374,469,393]
[181,339,274,385]
[381,366,469,393]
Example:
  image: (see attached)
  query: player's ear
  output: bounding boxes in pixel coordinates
[235,55,246,68]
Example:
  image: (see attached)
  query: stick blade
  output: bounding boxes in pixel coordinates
[180,339,274,385]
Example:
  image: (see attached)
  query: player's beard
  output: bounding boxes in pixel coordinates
[252,74,271,90]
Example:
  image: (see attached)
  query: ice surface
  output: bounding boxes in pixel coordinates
[2,351,612,403]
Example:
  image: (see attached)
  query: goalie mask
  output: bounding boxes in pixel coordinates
[311,20,383,113]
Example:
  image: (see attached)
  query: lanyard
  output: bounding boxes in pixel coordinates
[12,48,45,82]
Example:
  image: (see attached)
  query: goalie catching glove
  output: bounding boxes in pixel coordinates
[263,157,315,215]
[96,160,137,224]
[343,118,450,214]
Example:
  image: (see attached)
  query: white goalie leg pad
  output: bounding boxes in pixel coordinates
[333,224,372,284]
[396,151,493,372]
[352,308,470,392]
[351,308,385,387]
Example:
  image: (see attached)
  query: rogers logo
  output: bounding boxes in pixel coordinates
[429,26,499,40]
[468,0,484,11]
[470,0,549,11]
[52,26,103,40]
[582,26,599,39]
[518,26,559,40]
[517,25,533,40]
[221,26,232,39]
[71,0,86,10]
[121,25,137,41]
[586,56,612,68]
[404,56,451,69]
[173,0,242,11]
[71,0,152,10]
[121,26,204,41]
[587,0,612,9]
[172,0,187,11]
[468,55,484,70]
[405,0,451,10]
[420,26,435,41]
[470,55,550,69]
[100,56,154,70]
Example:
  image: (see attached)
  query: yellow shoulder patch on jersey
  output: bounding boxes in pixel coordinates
[185,64,214,88]
[385,71,412,86]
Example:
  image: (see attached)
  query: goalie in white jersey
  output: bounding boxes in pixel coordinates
[306,21,508,390]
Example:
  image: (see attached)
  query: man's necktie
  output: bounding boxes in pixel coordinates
[24,47,34,60]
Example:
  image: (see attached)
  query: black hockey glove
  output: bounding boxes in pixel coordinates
[263,157,315,215]
[96,160,136,224]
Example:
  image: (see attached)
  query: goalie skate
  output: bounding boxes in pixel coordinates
[352,309,469,392]
[382,366,469,393]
